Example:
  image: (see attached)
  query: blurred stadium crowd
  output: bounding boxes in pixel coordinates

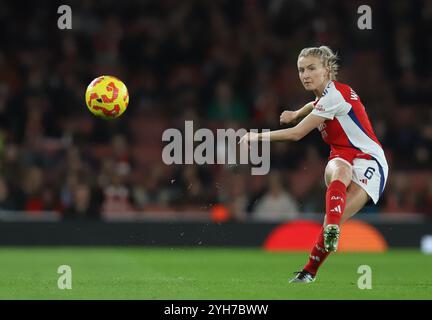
[0,0,431,221]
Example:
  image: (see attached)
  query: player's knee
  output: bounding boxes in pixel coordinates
[331,165,352,185]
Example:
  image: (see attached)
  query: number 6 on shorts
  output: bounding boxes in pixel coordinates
[364,167,375,180]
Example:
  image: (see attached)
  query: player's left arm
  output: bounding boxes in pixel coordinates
[240,113,326,144]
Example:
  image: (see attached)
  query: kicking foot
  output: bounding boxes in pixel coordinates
[323,224,340,252]
[289,270,316,283]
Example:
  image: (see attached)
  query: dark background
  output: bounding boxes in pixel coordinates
[0,0,430,223]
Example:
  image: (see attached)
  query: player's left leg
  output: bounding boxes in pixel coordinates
[339,182,370,224]
[322,158,352,252]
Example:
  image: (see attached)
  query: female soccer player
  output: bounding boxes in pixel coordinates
[240,46,389,283]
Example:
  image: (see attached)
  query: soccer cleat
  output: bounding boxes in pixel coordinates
[289,270,316,283]
[323,224,340,252]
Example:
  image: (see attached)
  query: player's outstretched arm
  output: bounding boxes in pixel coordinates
[240,113,325,145]
[280,101,314,126]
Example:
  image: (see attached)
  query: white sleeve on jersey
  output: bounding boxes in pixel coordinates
[311,84,351,120]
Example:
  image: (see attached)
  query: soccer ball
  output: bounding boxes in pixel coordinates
[85,75,129,120]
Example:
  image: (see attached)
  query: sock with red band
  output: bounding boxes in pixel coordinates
[303,180,347,276]
[303,228,330,276]
[325,180,347,226]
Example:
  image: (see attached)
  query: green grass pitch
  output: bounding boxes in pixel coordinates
[0,247,431,299]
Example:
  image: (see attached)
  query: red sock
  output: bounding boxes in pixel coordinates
[303,228,330,276]
[325,180,347,226]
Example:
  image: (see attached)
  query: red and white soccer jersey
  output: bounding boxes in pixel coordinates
[311,81,389,204]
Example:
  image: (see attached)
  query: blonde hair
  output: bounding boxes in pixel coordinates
[298,46,339,81]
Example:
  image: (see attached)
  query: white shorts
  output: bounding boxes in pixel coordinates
[325,157,389,204]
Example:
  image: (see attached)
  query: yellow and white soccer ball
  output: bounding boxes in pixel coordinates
[85,75,129,120]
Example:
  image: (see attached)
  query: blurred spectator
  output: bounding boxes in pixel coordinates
[0,0,430,220]
[207,81,249,122]
[41,187,63,213]
[21,166,45,213]
[132,166,170,209]
[101,173,135,220]
[252,172,299,221]
[111,134,133,176]
[216,172,249,221]
[168,165,216,209]
[63,183,101,220]
[60,174,80,210]
[0,176,14,210]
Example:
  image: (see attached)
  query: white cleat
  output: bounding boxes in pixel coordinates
[289,270,316,283]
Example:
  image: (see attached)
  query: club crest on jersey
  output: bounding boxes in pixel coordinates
[315,104,325,112]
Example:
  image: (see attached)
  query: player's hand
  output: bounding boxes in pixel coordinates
[280,110,298,125]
